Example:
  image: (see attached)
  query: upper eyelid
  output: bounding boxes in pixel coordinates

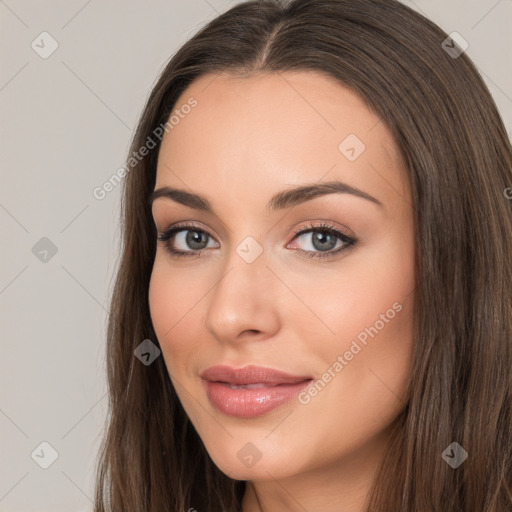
[290,222,353,239]
[157,221,354,245]
[158,221,218,241]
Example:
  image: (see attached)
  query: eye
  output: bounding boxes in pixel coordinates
[156,221,357,260]
[157,223,219,258]
[287,221,356,260]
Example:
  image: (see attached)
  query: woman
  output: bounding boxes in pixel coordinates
[94,0,512,510]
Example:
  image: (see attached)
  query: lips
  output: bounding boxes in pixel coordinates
[200,365,312,386]
[200,365,313,418]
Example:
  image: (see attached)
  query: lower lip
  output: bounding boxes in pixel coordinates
[203,379,312,418]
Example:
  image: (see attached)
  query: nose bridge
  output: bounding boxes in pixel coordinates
[204,235,280,340]
[220,232,269,293]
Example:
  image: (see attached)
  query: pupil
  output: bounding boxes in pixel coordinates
[187,231,206,250]
[313,231,336,251]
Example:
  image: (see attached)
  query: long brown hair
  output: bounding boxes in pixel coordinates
[93,0,512,510]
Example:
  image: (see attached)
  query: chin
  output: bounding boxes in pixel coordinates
[202,437,305,482]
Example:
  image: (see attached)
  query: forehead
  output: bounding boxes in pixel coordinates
[155,71,408,210]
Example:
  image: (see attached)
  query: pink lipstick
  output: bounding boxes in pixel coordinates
[200,365,312,418]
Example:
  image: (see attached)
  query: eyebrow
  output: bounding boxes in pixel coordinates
[148,180,383,213]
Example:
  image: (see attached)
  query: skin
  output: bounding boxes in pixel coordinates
[149,70,415,512]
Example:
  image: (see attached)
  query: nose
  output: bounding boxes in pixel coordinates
[204,240,281,344]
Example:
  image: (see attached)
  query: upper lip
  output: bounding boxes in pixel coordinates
[200,365,312,386]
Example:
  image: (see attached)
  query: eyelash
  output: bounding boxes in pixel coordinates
[156,221,357,260]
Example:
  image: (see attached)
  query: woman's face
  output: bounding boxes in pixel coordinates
[149,71,415,485]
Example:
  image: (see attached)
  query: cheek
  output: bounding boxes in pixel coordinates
[287,231,415,364]
[290,231,415,423]
[148,257,208,375]
[306,294,414,447]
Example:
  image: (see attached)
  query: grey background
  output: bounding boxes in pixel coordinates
[1,1,511,510]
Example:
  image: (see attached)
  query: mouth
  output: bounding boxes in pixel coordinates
[200,365,313,418]
[200,364,312,386]
[220,382,285,389]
